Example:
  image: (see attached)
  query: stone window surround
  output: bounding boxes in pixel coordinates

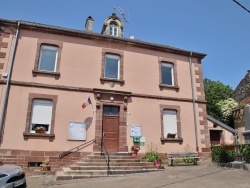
[23,93,58,140]
[160,104,183,144]
[32,39,63,79]
[100,48,124,85]
[158,57,179,91]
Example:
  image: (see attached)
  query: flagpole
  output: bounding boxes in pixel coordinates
[89,97,95,113]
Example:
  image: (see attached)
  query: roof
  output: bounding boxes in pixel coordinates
[233,96,250,111]
[0,18,206,59]
[207,115,237,134]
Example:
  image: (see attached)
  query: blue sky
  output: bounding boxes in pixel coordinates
[0,0,250,89]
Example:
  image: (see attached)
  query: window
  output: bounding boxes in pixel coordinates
[38,45,58,72]
[110,23,118,37]
[163,110,177,138]
[103,106,120,116]
[104,54,120,79]
[160,105,182,143]
[161,63,174,86]
[30,99,53,134]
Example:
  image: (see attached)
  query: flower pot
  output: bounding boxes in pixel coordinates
[131,150,138,157]
[35,130,45,134]
[222,145,236,151]
[154,160,162,167]
[167,133,176,139]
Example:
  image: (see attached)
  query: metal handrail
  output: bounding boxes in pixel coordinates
[59,139,96,158]
[100,138,111,175]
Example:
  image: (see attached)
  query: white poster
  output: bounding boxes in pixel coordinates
[130,125,141,137]
[68,122,87,140]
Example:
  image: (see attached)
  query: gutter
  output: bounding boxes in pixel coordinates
[189,52,199,152]
[0,21,20,143]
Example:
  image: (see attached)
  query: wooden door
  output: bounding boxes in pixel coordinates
[210,130,222,146]
[102,116,119,152]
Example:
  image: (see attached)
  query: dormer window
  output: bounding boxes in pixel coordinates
[110,22,118,37]
[101,13,124,37]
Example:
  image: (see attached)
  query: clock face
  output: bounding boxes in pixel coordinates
[110,97,114,101]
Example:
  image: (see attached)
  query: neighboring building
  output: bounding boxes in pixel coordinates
[232,71,250,144]
[232,70,250,103]
[207,115,237,146]
[0,13,209,172]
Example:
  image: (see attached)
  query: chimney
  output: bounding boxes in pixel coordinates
[85,16,94,32]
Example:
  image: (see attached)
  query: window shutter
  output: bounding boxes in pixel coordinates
[163,110,177,138]
[31,100,53,125]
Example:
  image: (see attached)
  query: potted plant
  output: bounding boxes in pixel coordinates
[154,153,165,167]
[34,126,46,134]
[167,133,176,139]
[131,146,140,157]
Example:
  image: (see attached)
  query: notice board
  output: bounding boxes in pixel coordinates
[130,125,141,137]
[68,122,87,140]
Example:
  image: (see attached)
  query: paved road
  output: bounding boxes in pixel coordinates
[26,160,250,188]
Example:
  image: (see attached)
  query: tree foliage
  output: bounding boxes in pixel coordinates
[216,98,238,125]
[204,78,234,125]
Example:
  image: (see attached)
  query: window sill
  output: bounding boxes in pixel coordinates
[159,84,179,91]
[160,137,183,144]
[23,132,55,141]
[100,77,125,85]
[32,70,60,79]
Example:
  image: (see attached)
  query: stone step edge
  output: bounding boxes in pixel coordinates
[68,166,157,170]
[63,167,163,173]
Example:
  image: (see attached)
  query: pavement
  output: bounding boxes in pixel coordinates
[26,160,250,188]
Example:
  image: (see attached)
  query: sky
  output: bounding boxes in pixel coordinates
[0,0,250,89]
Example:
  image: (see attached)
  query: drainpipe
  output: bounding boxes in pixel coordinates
[0,21,20,143]
[189,52,199,152]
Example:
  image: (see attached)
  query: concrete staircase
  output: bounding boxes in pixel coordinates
[56,153,164,180]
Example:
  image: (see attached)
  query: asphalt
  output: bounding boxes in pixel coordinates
[26,160,250,188]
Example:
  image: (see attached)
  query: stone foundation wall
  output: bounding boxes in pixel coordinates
[0,149,91,175]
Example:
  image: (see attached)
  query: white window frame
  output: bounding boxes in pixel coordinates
[104,54,120,79]
[30,99,53,134]
[163,110,177,138]
[110,24,118,37]
[38,45,58,72]
[161,63,174,86]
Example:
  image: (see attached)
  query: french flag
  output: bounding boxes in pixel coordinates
[82,97,92,109]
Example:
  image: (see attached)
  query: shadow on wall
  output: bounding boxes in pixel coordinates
[84,117,93,131]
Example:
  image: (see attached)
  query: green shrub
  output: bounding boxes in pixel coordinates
[243,145,250,163]
[183,156,194,163]
[211,145,236,163]
[143,151,158,162]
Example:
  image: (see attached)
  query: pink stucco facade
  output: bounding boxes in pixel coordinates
[0,16,209,171]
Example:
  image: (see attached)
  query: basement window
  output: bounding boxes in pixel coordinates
[28,162,42,167]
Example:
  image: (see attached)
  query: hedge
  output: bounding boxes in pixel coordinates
[211,144,250,163]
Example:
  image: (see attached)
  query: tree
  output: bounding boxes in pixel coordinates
[204,78,234,125]
[216,98,238,125]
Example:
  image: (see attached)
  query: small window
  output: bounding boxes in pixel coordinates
[104,54,120,79]
[103,106,120,116]
[163,110,177,138]
[110,23,118,37]
[30,100,53,134]
[38,45,58,72]
[161,63,174,86]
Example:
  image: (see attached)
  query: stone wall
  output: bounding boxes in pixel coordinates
[0,149,90,175]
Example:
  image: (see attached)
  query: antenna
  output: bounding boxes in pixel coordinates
[117,6,129,24]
